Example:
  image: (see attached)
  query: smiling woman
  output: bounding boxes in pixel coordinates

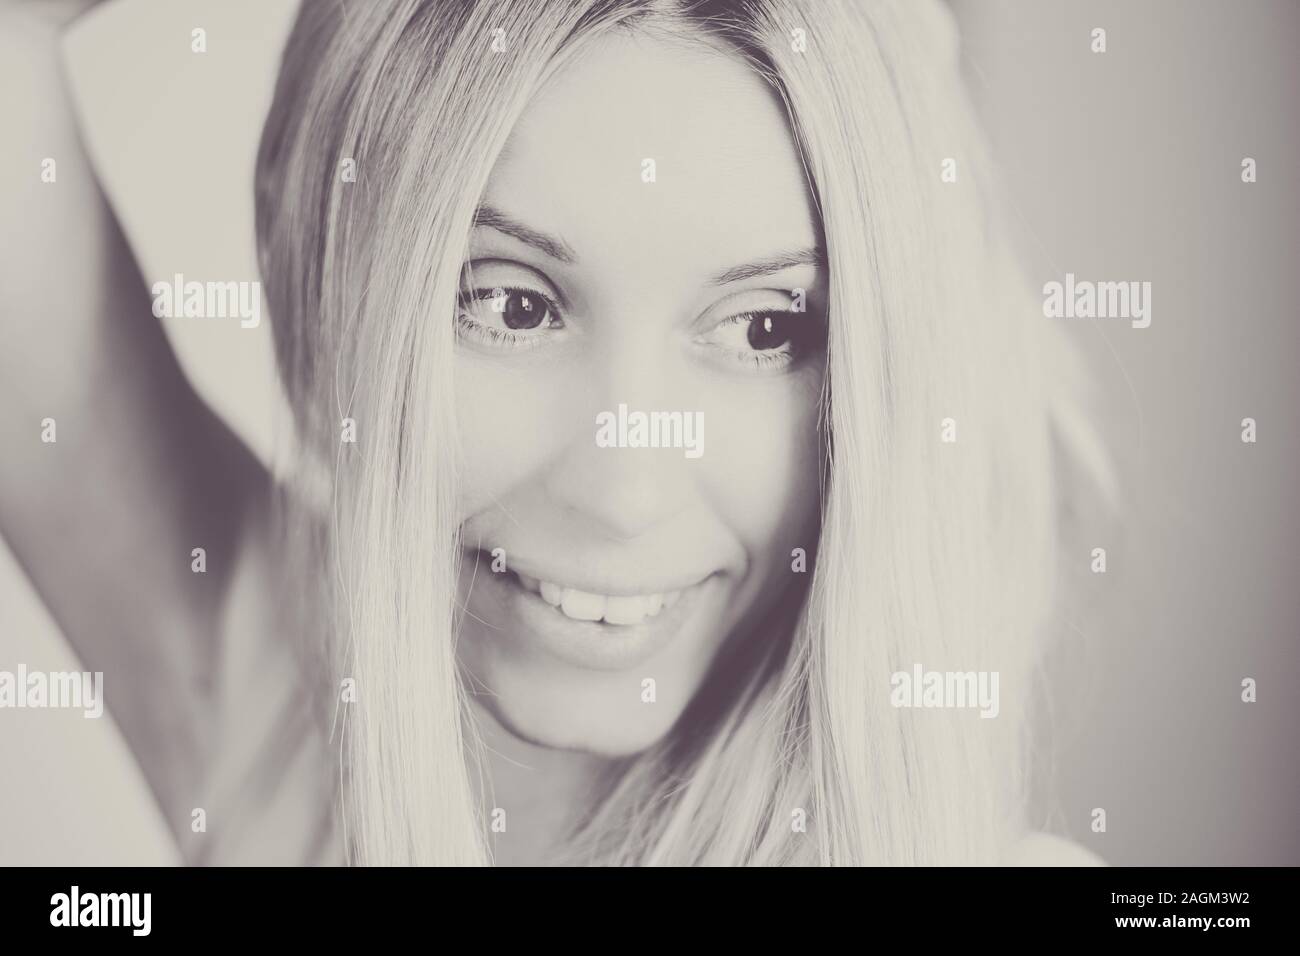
[449,28,829,778]
[249,0,1103,868]
[0,0,1104,869]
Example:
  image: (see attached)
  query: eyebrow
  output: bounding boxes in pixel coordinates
[474,204,577,264]
[472,203,824,285]
[706,247,825,285]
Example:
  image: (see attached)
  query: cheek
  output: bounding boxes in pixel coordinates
[694,368,824,566]
[452,357,575,516]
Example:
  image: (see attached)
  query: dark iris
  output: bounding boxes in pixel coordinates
[747,313,794,350]
[502,291,549,330]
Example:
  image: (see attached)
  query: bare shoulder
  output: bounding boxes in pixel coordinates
[1003,832,1107,867]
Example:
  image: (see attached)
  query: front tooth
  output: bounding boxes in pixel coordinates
[560,588,606,621]
[539,581,563,606]
[642,593,665,617]
[602,595,650,626]
[661,590,682,610]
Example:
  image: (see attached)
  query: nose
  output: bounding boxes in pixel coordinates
[543,334,698,541]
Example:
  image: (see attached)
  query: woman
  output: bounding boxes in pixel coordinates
[1,0,1103,865]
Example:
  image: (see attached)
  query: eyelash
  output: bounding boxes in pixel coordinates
[707,313,800,372]
[455,285,812,371]
[455,285,563,352]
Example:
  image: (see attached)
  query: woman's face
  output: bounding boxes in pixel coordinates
[454,31,826,756]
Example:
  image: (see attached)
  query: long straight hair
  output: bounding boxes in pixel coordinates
[255,0,1100,865]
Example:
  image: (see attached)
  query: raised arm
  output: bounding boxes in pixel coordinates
[0,0,268,846]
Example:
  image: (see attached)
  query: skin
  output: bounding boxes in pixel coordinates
[0,2,1097,868]
[0,0,259,846]
[452,32,829,862]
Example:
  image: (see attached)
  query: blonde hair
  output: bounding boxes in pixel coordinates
[256,0,1100,865]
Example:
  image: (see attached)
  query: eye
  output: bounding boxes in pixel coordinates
[698,311,815,372]
[456,285,564,351]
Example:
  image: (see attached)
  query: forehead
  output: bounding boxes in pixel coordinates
[481,30,818,282]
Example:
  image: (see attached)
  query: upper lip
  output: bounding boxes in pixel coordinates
[480,552,715,597]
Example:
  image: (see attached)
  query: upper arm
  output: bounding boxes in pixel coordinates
[0,0,267,842]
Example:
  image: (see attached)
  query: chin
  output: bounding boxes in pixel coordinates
[473,657,707,757]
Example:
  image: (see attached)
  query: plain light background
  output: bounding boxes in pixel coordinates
[0,0,1295,864]
[952,0,1300,864]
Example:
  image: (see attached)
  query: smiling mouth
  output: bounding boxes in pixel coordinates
[513,572,685,627]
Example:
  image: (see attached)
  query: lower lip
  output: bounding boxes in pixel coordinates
[482,569,718,672]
